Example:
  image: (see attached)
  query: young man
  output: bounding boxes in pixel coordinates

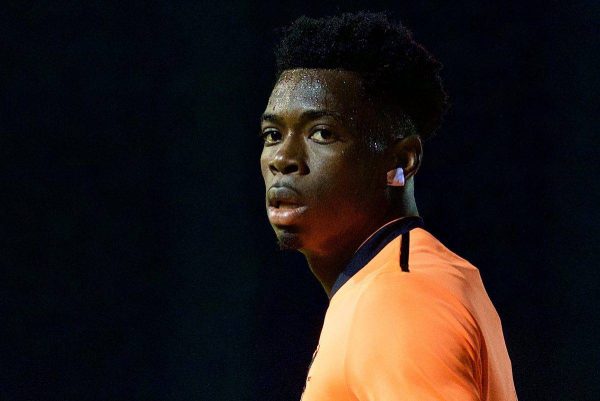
[259,12,517,401]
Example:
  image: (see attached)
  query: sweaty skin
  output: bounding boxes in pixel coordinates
[260,69,422,294]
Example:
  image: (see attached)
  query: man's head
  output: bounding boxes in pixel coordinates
[260,12,447,255]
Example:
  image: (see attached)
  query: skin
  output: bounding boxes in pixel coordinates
[260,68,423,295]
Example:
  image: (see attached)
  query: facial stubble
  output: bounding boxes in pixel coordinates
[276,229,302,251]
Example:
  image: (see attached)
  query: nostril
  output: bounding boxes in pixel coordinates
[281,164,299,175]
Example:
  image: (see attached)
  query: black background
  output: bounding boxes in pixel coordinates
[2,1,599,400]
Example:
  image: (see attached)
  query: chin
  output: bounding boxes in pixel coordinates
[276,229,303,251]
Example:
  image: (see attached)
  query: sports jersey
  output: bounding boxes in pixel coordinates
[300,217,517,401]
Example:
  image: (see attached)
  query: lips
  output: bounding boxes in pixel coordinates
[267,186,308,226]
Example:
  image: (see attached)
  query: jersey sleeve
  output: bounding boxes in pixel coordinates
[345,274,483,401]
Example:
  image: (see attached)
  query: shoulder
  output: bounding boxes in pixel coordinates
[352,269,481,347]
[344,233,485,365]
[353,227,484,330]
[344,268,484,400]
[339,229,498,400]
[342,227,487,354]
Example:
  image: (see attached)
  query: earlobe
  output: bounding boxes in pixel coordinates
[386,167,405,187]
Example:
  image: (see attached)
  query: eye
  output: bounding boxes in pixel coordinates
[309,129,337,144]
[261,129,282,145]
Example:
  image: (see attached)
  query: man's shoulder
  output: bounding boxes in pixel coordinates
[346,228,490,331]
[409,228,481,272]
[354,264,479,326]
[358,228,484,300]
[345,252,482,374]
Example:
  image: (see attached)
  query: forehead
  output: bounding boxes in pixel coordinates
[265,69,365,115]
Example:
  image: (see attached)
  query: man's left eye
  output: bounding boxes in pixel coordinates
[310,129,337,144]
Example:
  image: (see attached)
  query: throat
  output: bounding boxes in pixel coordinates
[301,219,385,296]
[303,250,353,296]
[301,209,421,296]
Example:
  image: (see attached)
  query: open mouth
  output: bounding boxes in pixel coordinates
[271,200,301,209]
[267,186,307,225]
[267,204,308,226]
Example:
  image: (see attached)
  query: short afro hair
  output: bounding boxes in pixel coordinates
[274,11,448,141]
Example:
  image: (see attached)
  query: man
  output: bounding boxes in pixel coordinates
[259,12,517,401]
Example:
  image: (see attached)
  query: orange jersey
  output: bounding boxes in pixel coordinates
[301,226,517,401]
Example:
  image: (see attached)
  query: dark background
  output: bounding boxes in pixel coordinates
[2,1,598,400]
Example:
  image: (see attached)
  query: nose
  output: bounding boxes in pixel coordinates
[268,134,308,175]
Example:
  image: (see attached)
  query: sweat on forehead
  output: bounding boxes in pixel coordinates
[267,69,366,112]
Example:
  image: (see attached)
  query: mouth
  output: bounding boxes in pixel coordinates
[267,186,308,226]
[267,204,308,227]
[270,200,301,209]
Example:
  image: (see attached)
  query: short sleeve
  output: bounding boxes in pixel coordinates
[346,274,482,401]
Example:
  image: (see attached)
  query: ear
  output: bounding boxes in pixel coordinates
[388,135,423,180]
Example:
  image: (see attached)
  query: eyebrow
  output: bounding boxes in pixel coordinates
[261,109,343,125]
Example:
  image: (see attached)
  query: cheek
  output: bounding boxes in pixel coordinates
[259,151,271,184]
[309,148,382,210]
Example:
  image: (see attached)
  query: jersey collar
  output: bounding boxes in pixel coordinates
[328,216,424,299]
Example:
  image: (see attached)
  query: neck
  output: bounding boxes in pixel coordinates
[303,190,419,295]
[304,250,355,295]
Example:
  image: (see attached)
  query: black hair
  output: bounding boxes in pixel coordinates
[274,11,448,142]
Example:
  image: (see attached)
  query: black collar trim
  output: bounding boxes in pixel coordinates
[328,216,424,299]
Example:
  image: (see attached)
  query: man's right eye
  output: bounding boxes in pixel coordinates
[261,130,282,145]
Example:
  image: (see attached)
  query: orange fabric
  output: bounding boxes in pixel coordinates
[301,228,517,401]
